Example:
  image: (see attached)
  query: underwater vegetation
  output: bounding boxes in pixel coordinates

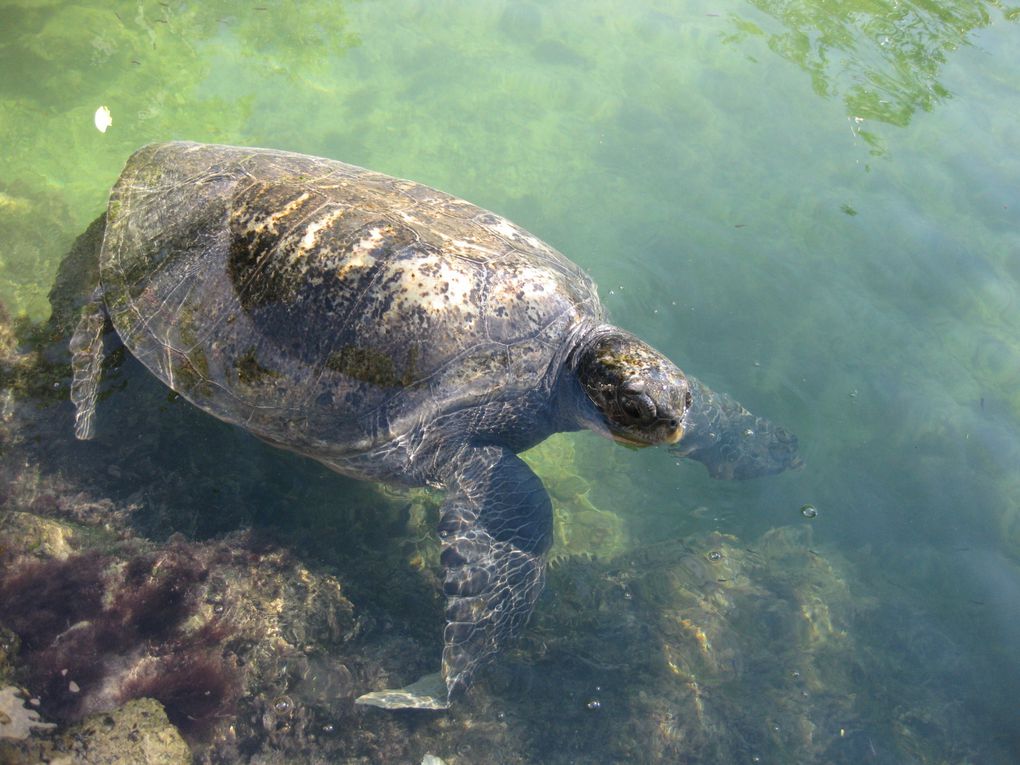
[0,545,236,738]
[4,492,1002,763]
[0,509,379,762]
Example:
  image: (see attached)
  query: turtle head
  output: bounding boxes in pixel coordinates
[574,329,691,447]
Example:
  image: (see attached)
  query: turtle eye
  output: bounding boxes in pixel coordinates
[620,390,656,423]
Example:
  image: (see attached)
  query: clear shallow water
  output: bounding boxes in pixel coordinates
[1,1,1019,762]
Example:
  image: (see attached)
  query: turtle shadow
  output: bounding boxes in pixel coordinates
[3,218,444,632]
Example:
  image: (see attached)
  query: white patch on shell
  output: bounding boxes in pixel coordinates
[489,264,560,303]
[352,226,387,257]
[336,226,387,278]
[449,237,498,261]
[485,264,564,338]
[250,192,311,235]
[384,252,476,314]
[393,210,498,263]
[486,217,545,251]
[298,207,344,253]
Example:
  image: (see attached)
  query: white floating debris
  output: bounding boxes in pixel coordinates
[94,105,113,133]
[421,755,448,765]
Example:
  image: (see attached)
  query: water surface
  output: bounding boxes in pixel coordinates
[1,1,1018,762]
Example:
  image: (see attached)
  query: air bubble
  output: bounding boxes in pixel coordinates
[800,504,818,519]
[273,695,294,714]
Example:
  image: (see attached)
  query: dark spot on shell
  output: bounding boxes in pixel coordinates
[235,347,279,384]
[324,344,419,388]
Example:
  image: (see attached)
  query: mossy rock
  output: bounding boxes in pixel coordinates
[0,511,79,562]
[58,697,191,765]
[523,434,628,562]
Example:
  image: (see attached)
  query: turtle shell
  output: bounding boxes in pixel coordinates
[99,142,602,472]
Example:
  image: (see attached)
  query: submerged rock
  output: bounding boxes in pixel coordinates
[523,435,630,563]
[58,698,190,765]
[0,512,80,563]
[0,685,56,740]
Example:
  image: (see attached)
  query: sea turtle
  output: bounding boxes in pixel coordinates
[70,142,800,709]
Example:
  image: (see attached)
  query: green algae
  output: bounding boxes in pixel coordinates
[58,698,192,765]
[324,344,418,388]
[533,524,1000,764]
[234,346,280,385]
[523,434,629,563]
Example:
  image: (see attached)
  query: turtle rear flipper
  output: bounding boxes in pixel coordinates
[355,444,553,710]
[355,672,449,710]
[69,291,108,440]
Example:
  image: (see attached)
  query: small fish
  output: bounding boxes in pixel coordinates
[94,106,113,133]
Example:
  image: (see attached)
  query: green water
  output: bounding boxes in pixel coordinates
[2,0,1019,762]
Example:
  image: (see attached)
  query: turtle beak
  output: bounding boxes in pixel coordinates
[611,432,653,449]
[665,424,684,444]
[610,423,684,448]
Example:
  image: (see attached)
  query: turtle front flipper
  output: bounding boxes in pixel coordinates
[355,445,552,710]
[670,376,801,480]
[69,290,109,440]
